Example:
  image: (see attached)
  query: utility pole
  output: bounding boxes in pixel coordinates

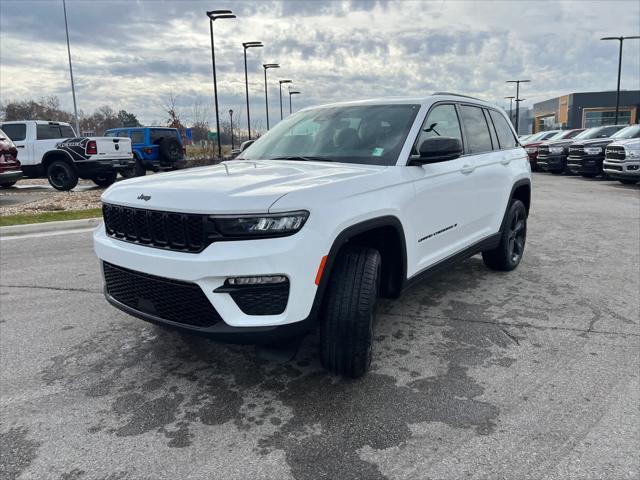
[62,0,80,135]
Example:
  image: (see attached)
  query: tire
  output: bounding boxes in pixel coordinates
[159,137,182,163]
[121,158,146,178]
[0,181,17,188]
[47,159,78,191]
[619,179,639,185]
[320,245,381,378]
[482,199,527,272]
[581,173,597,178]
[92,171,117,187]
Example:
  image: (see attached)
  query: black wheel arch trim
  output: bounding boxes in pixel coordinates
[42,149,76,167]
[500,178,531,235]
[308,215,407,321]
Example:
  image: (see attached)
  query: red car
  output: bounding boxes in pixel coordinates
[0,128,23,188]
[522,130,562,170]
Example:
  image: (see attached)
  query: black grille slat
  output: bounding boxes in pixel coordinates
[606,146,626,160]
[103,262,222,327]
[103,204,208,253]
[569,146,585,158]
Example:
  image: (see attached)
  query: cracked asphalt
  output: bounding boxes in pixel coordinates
[1,174,638,480]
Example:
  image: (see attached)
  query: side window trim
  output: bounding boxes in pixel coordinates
[487,108,519,151]
[483,108,498,151]
[458,102,495,155]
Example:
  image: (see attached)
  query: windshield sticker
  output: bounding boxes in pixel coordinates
[372,147,384,156]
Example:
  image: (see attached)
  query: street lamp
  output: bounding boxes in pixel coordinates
[288,89,301,114]
[207,9,236,160]
[506,79,531,133]
[278,80,292,120]
[229,109,234,150]
[242,41,263,139]
[600,36,640,124]
[62,0,80,135]
[504,96,515,124]
[263,64,280,130]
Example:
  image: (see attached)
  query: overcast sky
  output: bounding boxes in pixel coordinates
[1,0,639,129]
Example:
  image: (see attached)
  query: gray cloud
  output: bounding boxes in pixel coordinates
[1,0,639,129]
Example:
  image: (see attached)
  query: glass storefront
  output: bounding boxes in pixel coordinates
[584,110,632,128]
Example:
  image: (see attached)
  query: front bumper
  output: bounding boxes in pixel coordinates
[603,159,640,182]
[526,152,539,169]
[536,154,565,172]
[94,221,328,337]
[76,158,135,177]
[0,169,23,184]
[567,154,603,175]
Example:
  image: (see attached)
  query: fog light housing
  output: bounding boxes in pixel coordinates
[627,165,639,171]
[227,275,287,286]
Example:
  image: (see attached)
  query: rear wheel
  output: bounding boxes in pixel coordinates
[619,179,639,185]
[320,245,381,378]
[47,160,78,191]
[0,181,17,188]
[121,158,146,178]
[92,171,117,187]
[482,199,527,272]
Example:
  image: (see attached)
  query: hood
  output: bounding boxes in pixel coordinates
[608,138,640,149]
[571,138,615,147]
[101,160,386,214]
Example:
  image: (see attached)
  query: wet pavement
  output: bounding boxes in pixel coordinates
[0,173,638,479]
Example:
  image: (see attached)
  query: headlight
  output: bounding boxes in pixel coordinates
[549,146,564,154]
[209,211,309,238]
[584,147,602,155]
[526,147,537,154]
[626,149,640,158]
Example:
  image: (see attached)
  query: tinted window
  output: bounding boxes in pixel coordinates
[459,105,493,153]
[129,130,144,144]
[1,123,26,141]
[150,128,180,144]
[489,110,518,149]
[37,124,63,139]
[414,104,462,152]
[60,125,75,137]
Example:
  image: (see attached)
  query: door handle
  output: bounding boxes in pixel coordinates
[16,145,25,148]
[460,164,475,174]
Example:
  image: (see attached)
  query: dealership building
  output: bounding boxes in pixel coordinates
[532,90,640,133]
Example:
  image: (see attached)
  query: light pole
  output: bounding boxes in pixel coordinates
[263,64,280,130]
[278,80,292,120]
[229,109,234,149]
[207,9,236,159]
[504,96,515,124]
[288,89,300,114]
[601,36,640,124]
[62,0,80,135]
[242,41,263,139]
[506,79,531,134]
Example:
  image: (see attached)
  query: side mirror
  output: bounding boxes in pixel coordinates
[414,137,463,164]
[240,139,255,152]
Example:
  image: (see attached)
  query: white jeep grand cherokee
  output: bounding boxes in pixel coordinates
[94,93,531,378]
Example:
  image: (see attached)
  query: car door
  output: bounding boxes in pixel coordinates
[457,105,508,241]
[405,103,478,274]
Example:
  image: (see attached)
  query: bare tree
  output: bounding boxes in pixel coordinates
[160,92,183,129]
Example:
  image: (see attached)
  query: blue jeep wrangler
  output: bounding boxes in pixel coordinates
[104,127,186,177]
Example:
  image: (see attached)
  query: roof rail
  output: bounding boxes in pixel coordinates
[433,91,484,101]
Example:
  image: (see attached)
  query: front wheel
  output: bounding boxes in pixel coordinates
[619,179,639,185]
[92,171,117,187]
[0,181,17,188]
[47,160,78,191]
[482,199,527,271]
[320,246,381,378]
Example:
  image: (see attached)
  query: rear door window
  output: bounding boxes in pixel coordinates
[1,123,27,141]
[459,105,493,154]
[489,110,518,149]
[37,124,64,139]
[130,130,145,144]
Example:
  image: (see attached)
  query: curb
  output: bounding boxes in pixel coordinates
[0,217,102,237]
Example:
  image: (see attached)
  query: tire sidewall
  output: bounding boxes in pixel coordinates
[47,160,78,191]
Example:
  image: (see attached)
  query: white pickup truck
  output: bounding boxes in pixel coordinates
[0,120,134,190]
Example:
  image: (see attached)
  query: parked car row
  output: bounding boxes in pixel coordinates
[522,124,640,185]
[0,120,187,191]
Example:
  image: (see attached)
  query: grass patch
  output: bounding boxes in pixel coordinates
[0,208,102,227]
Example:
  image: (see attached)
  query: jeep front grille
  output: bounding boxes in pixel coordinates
[102,203,210,253]
[103,262,222,327]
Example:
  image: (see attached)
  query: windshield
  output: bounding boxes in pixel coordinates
[548,131,569,140]
[579,125,623,140]
[239,104,421,166]
[573,128,595,139]
[610,124,640,139]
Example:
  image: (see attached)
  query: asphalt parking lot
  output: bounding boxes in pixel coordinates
[0,173,638,480]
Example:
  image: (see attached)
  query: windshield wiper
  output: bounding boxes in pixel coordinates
[269,156,333,162]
